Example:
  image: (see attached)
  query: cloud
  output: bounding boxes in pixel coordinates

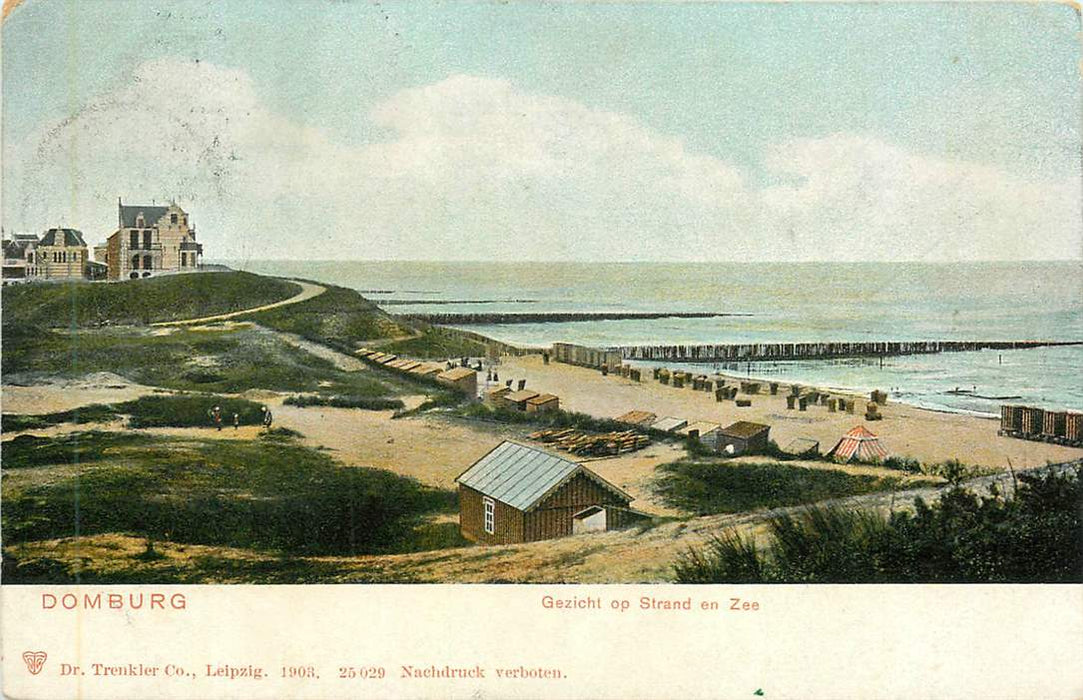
[3,59,1079,262]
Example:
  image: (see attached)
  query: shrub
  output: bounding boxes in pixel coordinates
[674,466,1083,583]
[284,394,404,411]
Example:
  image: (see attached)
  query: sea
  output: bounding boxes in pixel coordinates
[222,260,1083,416]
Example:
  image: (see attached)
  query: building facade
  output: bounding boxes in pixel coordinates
[103,200,203,280]
[36,228,89,280]
[2,233,42,283]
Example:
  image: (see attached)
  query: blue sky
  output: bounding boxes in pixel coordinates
[3,1,1081,261]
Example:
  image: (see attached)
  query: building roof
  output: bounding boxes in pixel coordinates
[38,228,86,247]
[678,421,722,436]
[439,367,476,381]
[487,386,512,397]
[11,233,39,242]
[616,410,657,426]
[456,441,631,512]
[651,417,688,432]
[504,389,540,403]
[720,421,771,439]
[119,204,170,229]
[782,437,821,456]
[527,393,558,405]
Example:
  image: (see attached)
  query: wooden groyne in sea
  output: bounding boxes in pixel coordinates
[399,311,746,325]
[620,340,1083,363]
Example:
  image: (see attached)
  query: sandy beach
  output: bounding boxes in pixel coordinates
[493,354,1083,470]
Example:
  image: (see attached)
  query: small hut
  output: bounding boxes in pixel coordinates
[651,416,688,433]
[718,421,771,455]
[456,441,635,545]
[526,393,560,413]
[502,389,540,411]
[437,367,478,396]
[828,426,888,463]
[782,437,820,458]
[678,421,724,450]
[616,410,658,427]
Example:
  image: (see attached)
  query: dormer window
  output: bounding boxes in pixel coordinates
[171,213,178,224]
[136,215,145,227]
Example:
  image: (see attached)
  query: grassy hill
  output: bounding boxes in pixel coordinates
[238,281,414,350]
[1,271,299,328]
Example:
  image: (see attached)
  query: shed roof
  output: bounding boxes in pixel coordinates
[456,441,631,512]
[678,421,722,436]
[505,389,540,403]
[782,438,821,456]
[616,410,657,426]
[721,421,771,439]
[39,228,87,247]
[439,367,476,381]
[651,417,688,432]
[527,393,558,405]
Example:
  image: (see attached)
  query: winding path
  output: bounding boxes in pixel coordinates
[150,280,326,327]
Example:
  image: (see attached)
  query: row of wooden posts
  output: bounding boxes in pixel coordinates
[620,340,1081,363]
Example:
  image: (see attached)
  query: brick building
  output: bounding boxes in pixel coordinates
[101,199,203,280]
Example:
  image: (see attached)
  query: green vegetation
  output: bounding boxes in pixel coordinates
[240,282,412,352]
[2,325,401,396]
[1,271,298,328]
[652,461,929,515]
[2,404,120,432]
[3,395,266,432]
[674,466,1083,583]
[2,430,460,584]
[381,326,491,359]
[458,402,665,438]
[284,394,404,411]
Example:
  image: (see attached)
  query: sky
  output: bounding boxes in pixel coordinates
[2,0,1081,262]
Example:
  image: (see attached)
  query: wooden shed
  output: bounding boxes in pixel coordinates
[437,367,478,396]
[718,421,771,455]
[502,389,540,411]
[678,421,724,450]
[615,410,657,427]
[456,441,635,545]
[526,393,560,413]
[651,416,688,433]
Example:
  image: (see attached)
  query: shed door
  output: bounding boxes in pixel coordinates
[572,507,607,534]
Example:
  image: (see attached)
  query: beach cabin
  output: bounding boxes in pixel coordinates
[437,367,478,396]
[718,421,771,455]
[503,389,540,411]
[651,416,688,433]
[526,393,560,413]
[456,441,635,545]
[678,421,724,450]
[616,410,657,428]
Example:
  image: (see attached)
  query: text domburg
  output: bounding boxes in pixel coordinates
[42,592,187,610]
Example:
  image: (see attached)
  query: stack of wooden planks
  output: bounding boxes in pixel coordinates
[527,428,650,456]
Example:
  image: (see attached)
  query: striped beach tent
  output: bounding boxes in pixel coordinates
[828,426,888,463]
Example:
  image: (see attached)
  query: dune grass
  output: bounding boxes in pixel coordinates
[1,271,299,328]
[674,467,1083,583]
[1,325,401,396]
[652,460,931,515]
[2,431,459,575]
[239,282,412,351]
[380,326,492,359]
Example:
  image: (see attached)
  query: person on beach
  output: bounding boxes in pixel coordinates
[261,406,273,431]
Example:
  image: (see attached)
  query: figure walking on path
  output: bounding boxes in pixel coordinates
[211,405,222,431]
[261,406,273,431]
[233,413,240,430]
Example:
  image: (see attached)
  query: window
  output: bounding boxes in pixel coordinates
[483,497,495,534]
[143,230,152,249]
[143,255,152,271]
[180,253,187,267]
[171,213,178,224]
[130,231,139,249]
